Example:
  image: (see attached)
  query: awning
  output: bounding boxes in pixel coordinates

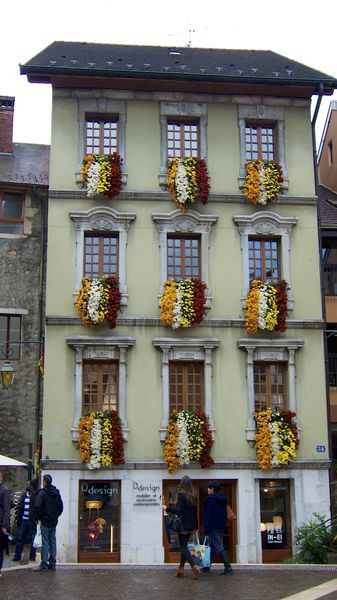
[0,454,27,467]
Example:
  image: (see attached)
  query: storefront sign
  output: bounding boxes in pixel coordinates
[267,531,283,545]
[81,482,119,497]
[132,480,161,509]
[316,445,326,453]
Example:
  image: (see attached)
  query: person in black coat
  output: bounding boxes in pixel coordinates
[204,480,233,575]
[13,478,39,562]
[0,471,10,576]
[33,474,63,572]
[164,475,200,578]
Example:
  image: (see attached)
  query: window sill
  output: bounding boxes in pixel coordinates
[73,291,128,307]
[75,171,128,188]
[160,426,215,442]
[71,425,128,447]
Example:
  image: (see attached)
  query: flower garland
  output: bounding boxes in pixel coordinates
[78,410,125,469]
[164,410,214,473]
[160,278,207,328]
[81,153,123,198]
[255,409,299,470]
[244,280,288,334]
[167,157,210,210]
[75,276,121,329]
[244,160,283,205]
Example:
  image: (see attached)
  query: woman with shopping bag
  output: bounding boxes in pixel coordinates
[162,476,200,579]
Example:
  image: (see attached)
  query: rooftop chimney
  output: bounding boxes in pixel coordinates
[0,96,15,154]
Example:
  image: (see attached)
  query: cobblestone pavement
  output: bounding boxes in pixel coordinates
[1,562,337,600]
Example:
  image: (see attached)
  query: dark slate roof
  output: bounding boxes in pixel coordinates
[0,143,50,186]
[319,185,337,228]
[20,41,337,89]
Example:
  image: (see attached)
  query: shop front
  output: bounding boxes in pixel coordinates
[78,479,121,563]
[162,479,237,563]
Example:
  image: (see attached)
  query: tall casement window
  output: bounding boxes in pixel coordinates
[238,339,303,444]
[237,103,289,189]
[167,120,199,158]
[70,206,136,306]
[67,336,135,444]
[254,363,287,412]
[233,212,297,308]
[159,102,207,187]
[83,361,118,413]
[84,233,118,277]
[167,236,200,280]
[0,190,24,234]
[249,238,280,283]
[0,314,21,359]
[75,98,127,185]
[153,209,217,307]
[85,116,118,155]
[245,124,276,161]
[169,361,204,412]
[153,337,220,440]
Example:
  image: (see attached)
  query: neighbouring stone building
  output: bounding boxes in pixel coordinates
[20,42,337,564]
[0,96,49,491]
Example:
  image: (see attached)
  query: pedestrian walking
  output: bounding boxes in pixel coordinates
[0,471,10,577]
[33,474,63,572]
[164,475,200,579]
[13,478,39,563]
[203,480,233,575]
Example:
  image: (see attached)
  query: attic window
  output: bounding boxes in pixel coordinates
[169,51,182,56]
[329,140,334,166]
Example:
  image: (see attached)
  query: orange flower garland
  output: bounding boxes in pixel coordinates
[244,160,283,205]
[255,410,272,470]
[255,409,299,470]
[244,279,288,334]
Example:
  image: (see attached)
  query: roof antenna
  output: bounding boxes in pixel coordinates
[187,29,195,47]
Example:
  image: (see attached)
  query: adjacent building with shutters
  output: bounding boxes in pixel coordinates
[20,42,337,564]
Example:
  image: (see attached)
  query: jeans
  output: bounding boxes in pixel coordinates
[208,529,230,565]
[14,519,36,561]
[178,532,196,568]
[40,525,57,570]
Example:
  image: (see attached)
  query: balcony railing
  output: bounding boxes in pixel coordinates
[324,265,337,296]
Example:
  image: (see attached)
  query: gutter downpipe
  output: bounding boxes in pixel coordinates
[311,82,334,515]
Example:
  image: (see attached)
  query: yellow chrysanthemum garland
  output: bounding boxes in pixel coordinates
[75,276,121,329]
[244,160,283,205]
[164,410,214,473]
[81,152,123,198]
[244,280,288,334]
[255,409,299,470]
[78,410,125,469]
[160,278,207,328]
[167,157,210,210]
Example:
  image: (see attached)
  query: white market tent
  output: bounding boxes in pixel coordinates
[0,454,27,467]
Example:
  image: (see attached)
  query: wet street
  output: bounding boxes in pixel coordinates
[1,565,337,600]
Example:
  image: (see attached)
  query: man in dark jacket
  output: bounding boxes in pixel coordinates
[13,478,39,562]
[203,480,233,575]
[0,471,10,577]
[33,474,63,572]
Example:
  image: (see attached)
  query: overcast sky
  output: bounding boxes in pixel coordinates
[2,0,337,147]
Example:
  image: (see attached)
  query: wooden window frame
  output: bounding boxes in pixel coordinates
[84,232,119,278]
[0,189,24,234]
[167,235,201,280]
[254,362,287,412]
[167,119,200,158]
[0,314,22,360]
[85,115,119,155]
[169,361,204,413]
[245,123,276,162]
[82,360,118,414]
[248,237,281,283]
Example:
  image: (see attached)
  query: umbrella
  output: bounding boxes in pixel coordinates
[0,454,27,467]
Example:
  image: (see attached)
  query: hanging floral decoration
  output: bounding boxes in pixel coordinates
[244,280,288,334]
[164,410,214,473]
[75,276,121,329]
[81,153,123,198]
[78,410,125,470]
[167,157,210,210]
[160,278,207,328]
[244,160,283,205]
[255,409,299,470]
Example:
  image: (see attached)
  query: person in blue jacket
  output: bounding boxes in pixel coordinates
[203,480,233,575]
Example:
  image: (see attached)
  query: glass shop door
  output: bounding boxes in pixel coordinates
[162,479,237,563]
[78,480,120,563]
[260,479,292,563]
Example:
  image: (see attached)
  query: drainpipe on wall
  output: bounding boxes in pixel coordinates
[311,82,334,515]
